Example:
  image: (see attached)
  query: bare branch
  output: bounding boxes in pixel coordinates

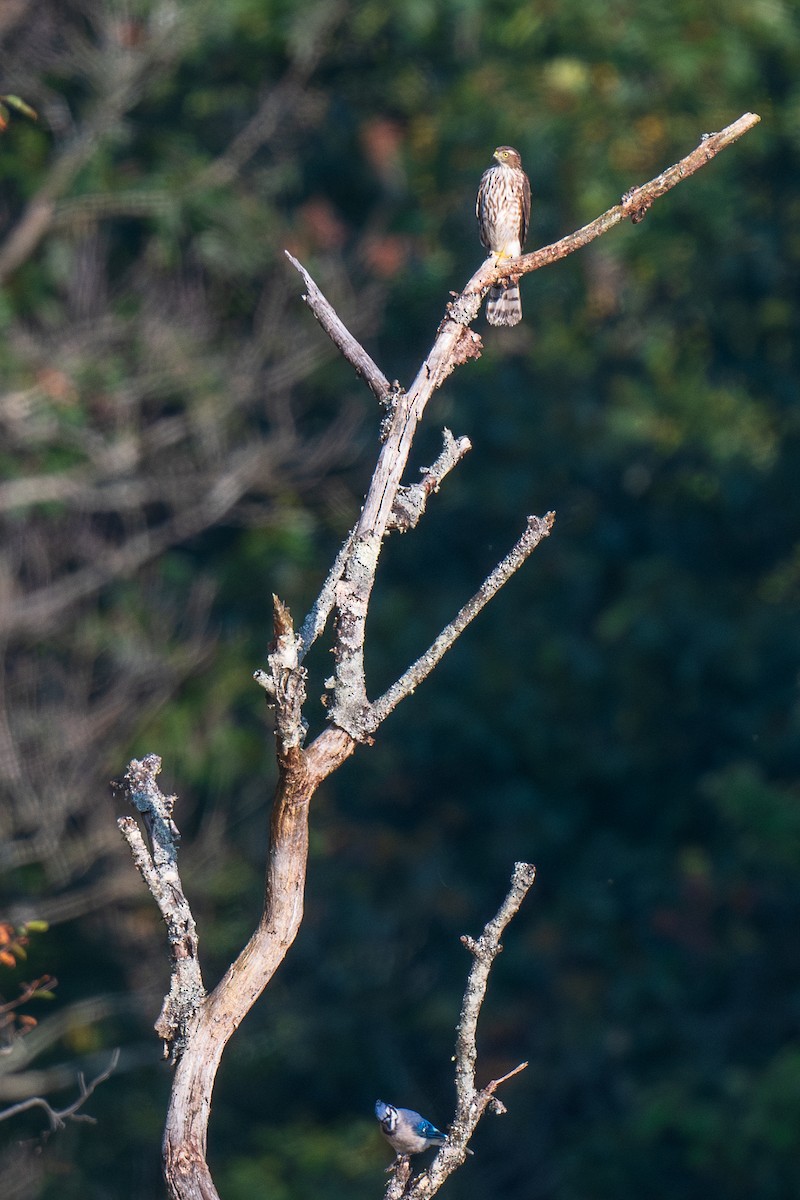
[116,757,204,1061]
[0,1048,120,1131]
[0,997,130,1090]
[291,272,487,743]
[159,731,349,1200]
[285,252,392,403]
[470,111,762,298]
[369,513,554,731]
[0,444,280,640]
[199,1,347,190]
[0,975,57,1019]
[454,863,537,1112]
[386,429,472,533]
[0,15,192,283]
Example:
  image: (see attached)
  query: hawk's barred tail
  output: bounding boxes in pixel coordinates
[486,282,522,326]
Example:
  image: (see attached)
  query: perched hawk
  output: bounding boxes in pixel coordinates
[476,146,531,326]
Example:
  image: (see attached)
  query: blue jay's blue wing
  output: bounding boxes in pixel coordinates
[413,1116,446,1142]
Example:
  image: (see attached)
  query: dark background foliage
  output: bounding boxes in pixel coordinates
[1,2,799,1198]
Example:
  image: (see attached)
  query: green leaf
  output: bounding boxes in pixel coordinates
[0,94,38,120]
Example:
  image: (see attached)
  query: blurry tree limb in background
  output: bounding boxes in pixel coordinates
[0,6,392,1184]
[0,0,385,939]
[0,1036,120,1200]
[0,925,122,1188]
[117,113,759,1199]
[0,1048,120,1130]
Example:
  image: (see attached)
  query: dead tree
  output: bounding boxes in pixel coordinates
[117,112,760,1200]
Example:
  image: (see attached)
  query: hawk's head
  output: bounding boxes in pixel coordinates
[493,146,522,168]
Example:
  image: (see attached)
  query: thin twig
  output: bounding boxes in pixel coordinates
[0,1048,120,1130]
[0,976,57,1017]
[484,1061,529,1094]
[199,1,347,189]
[1,444,276,640]
[0,26,190,284]
[455,863,537,1111]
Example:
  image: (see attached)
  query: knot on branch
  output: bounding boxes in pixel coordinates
[460,932,503,960]
[443,286,484,328]
[323,692,376,745]
[433,325,482,386]
[387,485,426,533]
[621,186,652,224]
[156,983,205,1064]
[452,326,483,366]
[529,512,555,539]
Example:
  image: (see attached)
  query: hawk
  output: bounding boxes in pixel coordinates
[476,145,531,326]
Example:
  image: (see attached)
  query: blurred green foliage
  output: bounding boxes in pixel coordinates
[1,1,800,1198]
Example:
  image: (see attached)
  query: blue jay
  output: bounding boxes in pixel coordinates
[375,1100,447,1156]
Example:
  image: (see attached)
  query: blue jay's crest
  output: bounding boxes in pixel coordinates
[375,1099,448,1156]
